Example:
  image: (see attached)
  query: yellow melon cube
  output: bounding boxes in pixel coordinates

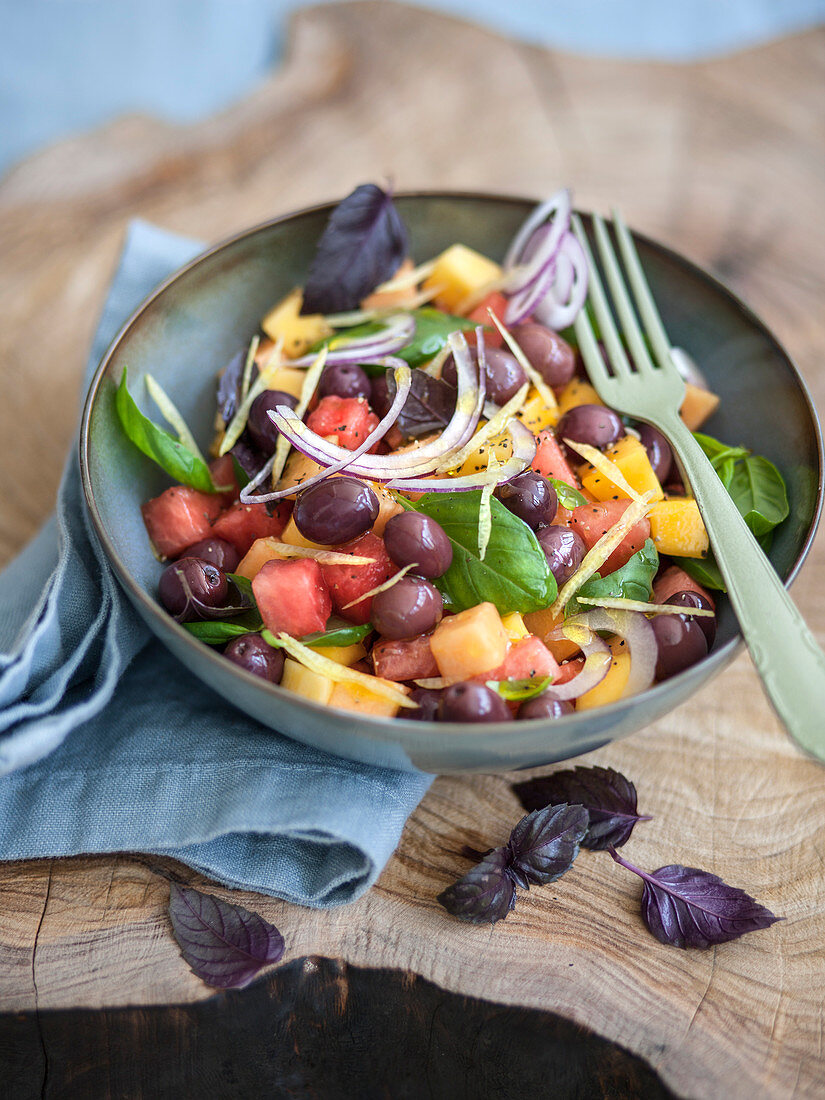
[454,431,514,477]
[265,367,307,400]
[236,537,287,581]
[516,387,560,432]
[276,450,327,495]
[308,643,367,667]
[280,659,334,705]
[580,435,664,502]
[422,244,502,313]
[556,378,604,416]
[328,678,407,718]
[501,612,530,641]
[261,289,333,359]
[576,637,631,710]
[679,383,720,431]
[430,602,510,681]
[648,499,709,557]
[371,483,405,535]
[279,515,327,551]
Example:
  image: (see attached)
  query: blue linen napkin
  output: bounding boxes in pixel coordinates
[0,220,433,906]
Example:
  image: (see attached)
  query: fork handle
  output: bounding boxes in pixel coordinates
[657,411,825,760]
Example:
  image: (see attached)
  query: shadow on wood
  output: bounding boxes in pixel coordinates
[2,956,673,1099]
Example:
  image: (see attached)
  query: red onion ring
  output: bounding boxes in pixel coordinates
[290,313,415,367]
[503,189,572,291]
[532,232,588,331]
[562,608,658,699]
[540,629,611,701]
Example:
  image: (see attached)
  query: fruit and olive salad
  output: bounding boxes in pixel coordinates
[117,185,789,723]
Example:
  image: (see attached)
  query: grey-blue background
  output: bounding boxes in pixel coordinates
[2,0,824,178]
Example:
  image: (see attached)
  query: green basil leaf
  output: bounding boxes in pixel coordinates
[183,619,261,645]
[299,620,373,647]
[725,454,789,538]
[548,478,586,510]
[115,369,218,493]
[680,553,726,593]
[487,676,552,702]
[261,629,286,649]
[226,573,255,601]
[396,308,476,367]
[566,539,658,617]
[693,431,749,469]
[404,491,557,615]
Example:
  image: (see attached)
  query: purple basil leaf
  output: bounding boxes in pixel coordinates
[507,803,589,887]
[437,846,517,925]
[216,348,249,424]
[512,765,651,850]
[388,368,457,439]
[301,183,408,314]
[168,883,285,988]
[609,849,781,949]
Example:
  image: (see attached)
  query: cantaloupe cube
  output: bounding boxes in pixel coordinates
[280,658,334,705]
[307,643,367,667]
[261,289,333,359]
[679,383,720,431]
[648,499,709,557]
[430,602,510,681]
[328,678,407,717]
[580,435,664,502]
[422,244,502,313]
[277,450,328,494]
[501,612,530,641]
[371,483,405,535]
[556,378,604,416]
[516,387,560,432]
[522,606,580,662]
[361,258,416,310]
[576,637,631,710]
[236,536,288,581]
[279,515,328,551]
[453,431,514,477]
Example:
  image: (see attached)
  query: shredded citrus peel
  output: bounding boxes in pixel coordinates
[240,335,260,404]
[487,309,558,414]
[548,490,657,616]
[477,452,500,561]
[256,543,377,566]
[341,563,418,610]
[374,259,437,294]
[220,336,285,455]
[414,677,450,689]
[272,633,416,708]
[575,596,715,617]
[420,342,453,379]
[145,374,207,464]
[563,438,644,504]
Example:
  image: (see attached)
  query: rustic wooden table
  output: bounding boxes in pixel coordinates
[1,5,824,1097]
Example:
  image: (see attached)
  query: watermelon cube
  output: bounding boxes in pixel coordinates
[319,532,394,624]
[208,454,240,506]
[568,500,651,576]
[210,500,291,556]
[141,486,223,560]
[252,558,332,637]
[475,636,560,684]
[531,429,580,487]
[306,396,380,451]
[371,634,439,681]
[653,565,715,610]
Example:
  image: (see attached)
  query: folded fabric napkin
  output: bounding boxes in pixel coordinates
[0,220,432,906]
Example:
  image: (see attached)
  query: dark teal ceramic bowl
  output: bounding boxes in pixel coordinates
[80,193,823,773]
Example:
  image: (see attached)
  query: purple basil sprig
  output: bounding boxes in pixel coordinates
[609,848,781,949]
[513,765,651,850]
[438,804,588,924]
[168,883,285,989]
[301,183,408,314]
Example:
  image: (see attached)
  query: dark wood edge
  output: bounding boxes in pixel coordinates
[1,956,675,1099]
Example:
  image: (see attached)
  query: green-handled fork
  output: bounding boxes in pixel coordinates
[571,211,825,762]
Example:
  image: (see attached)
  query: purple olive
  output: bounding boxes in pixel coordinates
[183,537,241,572]
[636,424,673,484]
[247,390,299,454]
[536,525,587,586]
[439,682,512,723]
[224,633,285,682]
[442,346,527,405]
[509,323,576,389]
[517,695,574,721]
[406,687,444,721]
[651,613,708,680]
[665,590,717,647]
[319,362,371,401]
[371,577,443,640]
[158,557,228,621]
[293,477,379,545]
[556,404,624,453]
[495,471,557,530]
[370,373,391,418]
[383,512,453,578]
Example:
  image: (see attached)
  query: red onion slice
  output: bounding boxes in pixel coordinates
[504,259,561,326]
[241,363,414,503]
[502,189,572,288]
[540,629,612,701]
[563,608,658,699]
[385,417,536,493]
[290,313,415,367]
[533,232,588,331]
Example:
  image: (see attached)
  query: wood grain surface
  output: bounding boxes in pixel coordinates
[1,4,824,1098]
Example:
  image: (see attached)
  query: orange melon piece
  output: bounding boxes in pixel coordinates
[235,536,288,581]
[576,637,631,710]
[261,289,332,359]
[679,383,720,431]
[361,258,416,310]
[422,244,502,313]
[308,643,367,667]
[516,388,560,433]
[430,602,509,682]
[522,607,580,663]
[579,435,664,502]
[328,678,408,718]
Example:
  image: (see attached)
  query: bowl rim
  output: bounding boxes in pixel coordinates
[80,190,825,745]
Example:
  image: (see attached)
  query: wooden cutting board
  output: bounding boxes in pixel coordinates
[1,5,824,1097]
